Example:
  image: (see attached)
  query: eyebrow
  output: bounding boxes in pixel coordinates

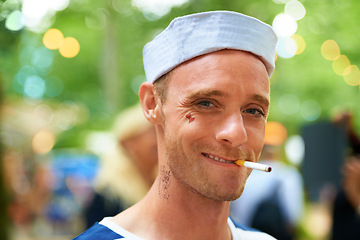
[251,94,270,108]
[184,90,229,102]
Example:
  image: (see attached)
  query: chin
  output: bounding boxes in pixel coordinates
[222,188,245,201]
[201,184,245,202]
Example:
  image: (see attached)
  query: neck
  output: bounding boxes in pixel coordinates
[114,177,232,240]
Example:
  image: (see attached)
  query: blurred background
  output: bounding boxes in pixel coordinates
[1,0,360,239]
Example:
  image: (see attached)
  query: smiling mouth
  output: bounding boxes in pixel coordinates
[202,153,235,164]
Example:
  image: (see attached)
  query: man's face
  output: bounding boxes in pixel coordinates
[159,49,270,201]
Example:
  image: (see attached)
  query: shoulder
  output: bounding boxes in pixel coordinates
[73,217,144,240]
[233,227,277,240]
[72,222,123,240]
[228,217,277,240]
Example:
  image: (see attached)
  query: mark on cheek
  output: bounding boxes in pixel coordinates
[159,165,171,201]
[185,113,195,123]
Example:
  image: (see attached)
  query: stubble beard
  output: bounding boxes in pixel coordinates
[163,128,251,202]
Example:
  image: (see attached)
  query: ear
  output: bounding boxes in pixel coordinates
[139,82,161,124]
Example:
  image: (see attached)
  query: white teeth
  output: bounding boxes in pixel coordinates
[206,154,232,163]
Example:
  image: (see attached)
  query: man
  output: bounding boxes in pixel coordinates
[74,10,278,240]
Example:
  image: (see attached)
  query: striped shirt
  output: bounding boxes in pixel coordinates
[73,217,276,240]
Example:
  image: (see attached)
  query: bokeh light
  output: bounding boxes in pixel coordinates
[48,0,70,11]
[291,34,306,55]
[55,102,82,130]
[332,55,350,76]
[321,40,340,61]
[131,0,189,19]
[303,204,333,239]
[278,94,300,115]
[343,65,360,86]
[59,37,80,58]
[23,75,46,99]
[21,0,70,32]
[264,121,288,146]
[285,135,305,166]
[277,37,297,58]
[85,9,107,30]
[5,10,24,31]
[300,100,321,121]
[32,129,56,154]
[86,132,117,156]
[22,0,51,20]
[321,39,360,86]
[43,28,64,50]
[272,0,289,4]
[285,0,306,21]
[33,104,55,126]
[272,13,298,37]
[13,65,37,94]
[32,47,54,69]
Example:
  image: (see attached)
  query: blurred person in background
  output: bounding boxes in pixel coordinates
[331,112,360,239]
[4,150,55,239]
[84,103,158,228]
[230,143,304,240]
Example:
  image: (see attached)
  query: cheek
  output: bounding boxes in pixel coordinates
[169,111,212,134]
[247,125,266,157]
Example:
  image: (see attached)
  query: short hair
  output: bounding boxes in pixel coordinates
[153,72,171,104]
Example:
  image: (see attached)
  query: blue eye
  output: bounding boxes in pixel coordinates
[198,101,213,107]
[245,108,265,117]
[245,109,257,114]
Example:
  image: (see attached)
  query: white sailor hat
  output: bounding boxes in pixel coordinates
[143,10,278,83]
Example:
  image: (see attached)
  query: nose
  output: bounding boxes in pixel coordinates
[215,113,247,148]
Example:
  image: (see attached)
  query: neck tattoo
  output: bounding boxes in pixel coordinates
[159,165,171,201]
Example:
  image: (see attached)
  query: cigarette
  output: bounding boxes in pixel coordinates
[234,160,272,172]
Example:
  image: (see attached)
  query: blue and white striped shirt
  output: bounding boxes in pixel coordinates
[73,217,276,240]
